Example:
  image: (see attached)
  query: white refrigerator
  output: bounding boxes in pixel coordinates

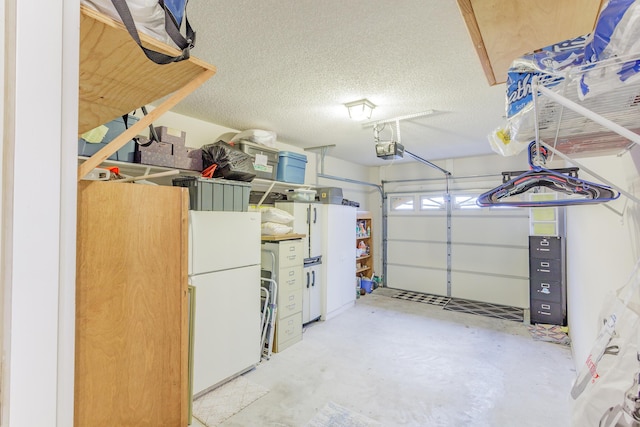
[189,211,261,397]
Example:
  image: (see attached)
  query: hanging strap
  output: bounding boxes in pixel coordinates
[110,0,194,64]
[160,0,195,53]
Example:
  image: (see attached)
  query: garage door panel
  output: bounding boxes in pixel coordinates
[387,190,530,306]
[452,216,529,246]
[451,244,528,276]
[450,271,529,308]
[388,241,446,267]
[387,265,447,296]
[388,216,446,241]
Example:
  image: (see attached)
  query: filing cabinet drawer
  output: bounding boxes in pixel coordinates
[529,236,562,260]
[277,288,303,320]
[529,258,562,280]
[530,300,564,325]
[261,239,304,270]
[278,266,303,294]
[530,279,562,303]
[274,312,303,353]
[276,240,304,268]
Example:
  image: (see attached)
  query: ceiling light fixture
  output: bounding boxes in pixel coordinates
[344,99,376,121]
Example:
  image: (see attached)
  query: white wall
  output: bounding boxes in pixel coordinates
[2,0,79,425]
[565,152,640,367]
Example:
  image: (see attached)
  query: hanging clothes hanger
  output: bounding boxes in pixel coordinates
[476,141,620,207]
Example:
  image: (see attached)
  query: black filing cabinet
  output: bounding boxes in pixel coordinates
[529,236,566,325]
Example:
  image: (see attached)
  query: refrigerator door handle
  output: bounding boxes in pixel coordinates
[313,207,317,224]
[306,271,310,288]
[306,206,311,226]
[311,270,315,286]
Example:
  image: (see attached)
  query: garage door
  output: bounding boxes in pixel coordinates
[386,189,530,308]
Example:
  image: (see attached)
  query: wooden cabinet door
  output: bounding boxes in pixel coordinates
[75,181,188,426]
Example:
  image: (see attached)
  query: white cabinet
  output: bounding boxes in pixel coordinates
[261,239,305,352]
[303,260,322,324]
[276,201,322,259]
[321,205,357,320]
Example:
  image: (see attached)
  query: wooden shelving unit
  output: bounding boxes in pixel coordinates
[75,6,217,426]
[77,5,216,180]
[356,211,373,278]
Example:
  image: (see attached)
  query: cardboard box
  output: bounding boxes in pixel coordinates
[134,150,174,168]
[136,140,173,155]
[154,126,186,146]
[174,147,203,171]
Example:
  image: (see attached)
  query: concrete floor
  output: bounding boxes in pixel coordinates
[193,288,575,427]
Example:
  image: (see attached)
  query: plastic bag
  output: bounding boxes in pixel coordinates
[571,260,640,426]
[82,0,171,46]
[229,129,277,148]
[201,141,256,182]
[496,35,589,156]
[579,0,640,100]
[259,207,294,225]
[261,222,293,236]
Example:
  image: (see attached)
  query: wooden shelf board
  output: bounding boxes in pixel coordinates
[356,255,370,261]
[261,233,306,242]
[356,235,371,240]
[356,267,371,274]
[456,0,603,85]
[78,5,217,134]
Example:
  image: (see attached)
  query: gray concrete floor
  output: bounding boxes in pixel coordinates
[194,288,575,426]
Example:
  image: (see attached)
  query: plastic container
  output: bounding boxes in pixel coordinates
[236,140,279,180]
[172,176,250,212]
[276,151,307,184]
[78,114,139,162]
[290,189,316,202]
[360,278,373,293]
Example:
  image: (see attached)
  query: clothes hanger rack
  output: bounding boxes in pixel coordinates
[476,142,620,207]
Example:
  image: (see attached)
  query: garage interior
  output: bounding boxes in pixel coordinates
[3,1,640,426]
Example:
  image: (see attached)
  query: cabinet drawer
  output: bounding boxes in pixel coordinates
[529,236,562,260]
[529,258,562,280]
[274,312,303,352]
[268,240,303,268]
[530,300,564,325]
[530,279,562,304]
[277,288,302,320]
[277,266,303,294]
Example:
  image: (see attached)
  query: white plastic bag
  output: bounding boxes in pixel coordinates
[230,129,277,148]
[259,207,294,225]
[571,261,640,426]
[261,222,293,236]
[579,0,640,100]
[81,0,171,45]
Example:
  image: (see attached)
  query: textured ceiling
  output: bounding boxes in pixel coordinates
[170,0,508,166]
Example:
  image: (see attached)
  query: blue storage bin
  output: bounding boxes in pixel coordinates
[276,151,307,184]
[78,115,139,162]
